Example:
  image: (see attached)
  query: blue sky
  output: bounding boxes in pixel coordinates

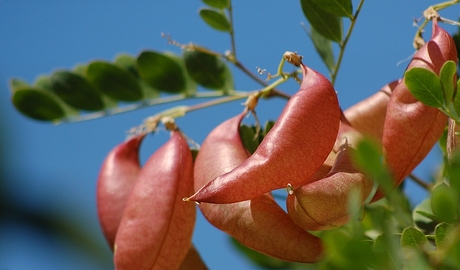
[1,1,459,269]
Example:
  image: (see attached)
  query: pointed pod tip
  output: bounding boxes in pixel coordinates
[182,196,202,205]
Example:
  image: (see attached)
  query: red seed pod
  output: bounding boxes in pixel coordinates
[188,62,340,204]
[375,18,457,201]
[114,130,195,270]
[96,134,145,250]
[179,245,208,270]
[193,112,323,263]
[344,80,399,140]
[286,124,373,231]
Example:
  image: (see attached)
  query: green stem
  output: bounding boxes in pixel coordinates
[432,0,460,10]
[331,0,366,85]
[228,2,237,59]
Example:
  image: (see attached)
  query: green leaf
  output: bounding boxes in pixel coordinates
[10,78,30,89]
[308,26,336,75]
[137,51,186,93]
[353,138,393,194]
[199,8,231,32]
[372,233,402,270]
[114,53,140,78]
[183,50,232,91]
[34,76,52,91]
[50,71,105,111]
[12,88,65,121]
[453,79,460,116]
[311,0,353,18]
[300,0,342,42]
[431,183,459,224]
[400,227,430,259]
[239,125,258,155]
[323,228,376,269]
[413,198,437,232]
[440,60,457,102]
[86,61,143,101]
[435,222,453,249]
[405,67,445,108]
[202,0,229,9]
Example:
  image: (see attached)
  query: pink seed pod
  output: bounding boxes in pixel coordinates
[193,112,324,262]
[188,62,340,204]
[375,18,457,201]
[344,80,399,141]
[96,134,145,250]
[114,130,195,270]
[286,123,373,231]
[179,245,208,270]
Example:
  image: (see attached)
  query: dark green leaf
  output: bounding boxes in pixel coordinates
[405,67,444,108]
[199,8,231,32]
[183,50,232,91]
[431,183,458,224]
[137,51,186,93]
[50,71,104,111]
[435,222,453,249]
[308,26,336,75]
[239,124,258,155]
[202,0,229,9]
[86,61,143,101]
[413,198,437,232]
[311,0,353,18]
[440,60,457,102]
[12,88,65,121]
[34,76,52,91]
[263,121,275,137]
[300,0,342,42]
[453,31,460,69]
[400,227,429,259]
[114,54,140,78]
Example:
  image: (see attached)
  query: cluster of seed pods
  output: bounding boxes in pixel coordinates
[95,17,457,267]
[96,127,207,269]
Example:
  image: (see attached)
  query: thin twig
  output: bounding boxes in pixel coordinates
[407,173,432,190]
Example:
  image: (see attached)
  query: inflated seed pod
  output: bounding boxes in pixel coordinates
[114,130,195,270]
[96,134,145,250]
[375,18,457,201]
[188,61,340,204]
[193,112,323,263]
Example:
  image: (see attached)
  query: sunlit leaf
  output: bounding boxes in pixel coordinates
[86,61,143,101]
[12,87,65,121]
[300,0,342,42]
[431,183,458,224]
[435,222,453,249]
[308,26,335,75]
[311,0,353,18]
[373,233,402,270]
[137,51,186,93]
[401,227,430,259]
[202,0,229,9]
[199,8,231,32]
[405,67,444,108]
[439,60,457,102]
[51,71,105,111]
